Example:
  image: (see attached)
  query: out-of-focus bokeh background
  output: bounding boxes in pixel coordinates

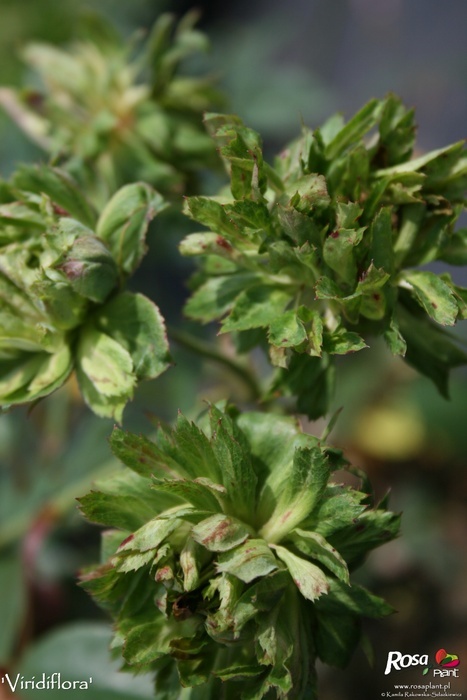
[0,1,466,698]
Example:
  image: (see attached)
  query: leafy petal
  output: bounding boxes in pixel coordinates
[220,286,291,333]
[96,183,167,275]
[152,480,225,514]
[96,292,171,381]
[184,274,261,323]
[268,309,307,348]
[13,164,97,228]
[217,540,278,583]
[272,545,329,601]
[260,447,330,543]
[403,270,458,326]
[209,405,257,522]
[192,514,250,552]
[116,513,181,554]
[109,427,179,479]
[291,529,349,583]
[76,325,135,421]
[123,616,200,667]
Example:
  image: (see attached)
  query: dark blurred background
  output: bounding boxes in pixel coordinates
[0,1,466,698]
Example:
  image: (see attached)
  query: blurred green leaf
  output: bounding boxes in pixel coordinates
[184,274,262,324]
[271,353,336,420]
[398,303,467,397]
[0,548,25,665]
[220,286,291,333]
[19,622,154,698]
[314,607,360,669]
[1,12,223,203]
[13,164,97,228]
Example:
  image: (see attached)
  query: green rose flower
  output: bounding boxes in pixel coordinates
[80,405,399,699]
[181,96,467,418]
[0,12,223,205]
[0,165,170,420]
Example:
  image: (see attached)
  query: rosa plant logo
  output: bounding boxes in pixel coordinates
[422,649,460,677]
[385,649,460,677]
[435,648,460,668]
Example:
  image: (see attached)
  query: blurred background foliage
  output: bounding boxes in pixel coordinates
[0,0,466,698]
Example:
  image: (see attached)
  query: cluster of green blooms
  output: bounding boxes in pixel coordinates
[1,16,465,695]
[181,96,467,417]
[0,165,170,420]
[80,405,399,700]
[0,12,222,205]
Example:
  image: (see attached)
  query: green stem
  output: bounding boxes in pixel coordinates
[168,326,262,401]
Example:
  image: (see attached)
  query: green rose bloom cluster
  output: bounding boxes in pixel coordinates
[181,96,467,417]
[80,405,399,699]
[0,13,223,205]
[0,165,170,419]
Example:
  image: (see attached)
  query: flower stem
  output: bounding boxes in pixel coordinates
[168,326,262,400]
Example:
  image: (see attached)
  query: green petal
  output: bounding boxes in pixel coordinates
[192,514,250,552]
[96,183,167,276]
[272,545,329,601]
[217,539,278,583]
[96,292,171,381]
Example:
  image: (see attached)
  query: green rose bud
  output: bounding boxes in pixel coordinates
[80,405,399,699]
[56,234,119,304]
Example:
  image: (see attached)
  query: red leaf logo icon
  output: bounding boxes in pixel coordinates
[435,649,447,665]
